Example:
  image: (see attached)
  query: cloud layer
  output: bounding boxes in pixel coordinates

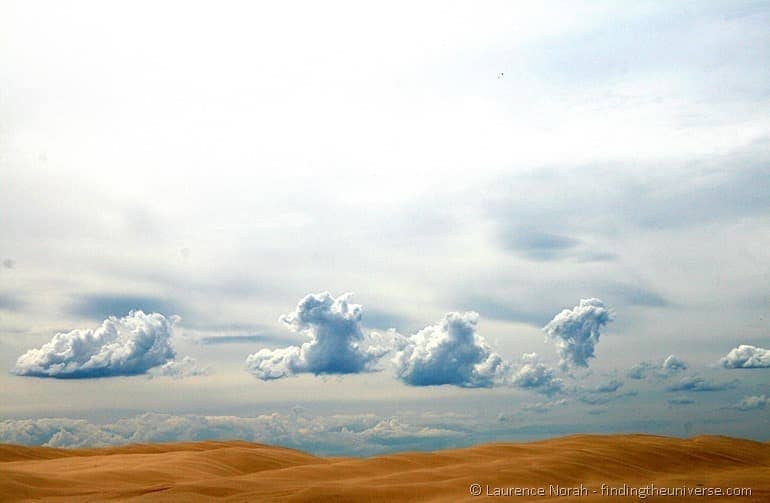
[246,292,385,380]
[720,345,770,369]
[393,311,507,388]
[543,298,613,368]
[0,412,463,456]
[13,311,179,378]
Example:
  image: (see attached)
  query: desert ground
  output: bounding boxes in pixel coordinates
[1,434,769,501]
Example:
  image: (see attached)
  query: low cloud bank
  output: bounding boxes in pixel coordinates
[0,412,463,456]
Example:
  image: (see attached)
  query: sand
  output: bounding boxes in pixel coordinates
[1,434,769,501]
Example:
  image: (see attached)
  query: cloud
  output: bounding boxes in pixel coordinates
[667,397,696,406]
[198,334,294,346]
[578,390,638,406]
[13,311,179,378]
[543,298,613,368]
[393,311,507,388]
[0,294,22,312]
[662,355,688,372]
[454,296,550,326]
[150,356,210,379]
[720,345,770,369]
[594,378,624,393]
[501,227,581,261]
[666,376,735,392]
[71,294,180,320]
[0,412,464,456]
[246,292,385,380]
[734,395,768,411]
[510,353,563,395]
[2,258,15,269]
[628,354,687,379]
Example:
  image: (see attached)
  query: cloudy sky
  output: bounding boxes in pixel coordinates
[1,0,769,455]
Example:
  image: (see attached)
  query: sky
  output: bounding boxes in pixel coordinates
[1,0,769,455]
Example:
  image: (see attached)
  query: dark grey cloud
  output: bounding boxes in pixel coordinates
[393,312,507,388]
[486,142,770,255]
[13,311,179,379]
[71,294,180,320]
[666,376,736,392]
[602,283,670,308]
[543,298,613,368]
[361,309,412,331]
[454,296,551,326]
[0,294,22,311]
[500,227,581,261]
[198,334,296,346]
[246,292,386,380]
[720,344,770,368]
[667,397,696,406]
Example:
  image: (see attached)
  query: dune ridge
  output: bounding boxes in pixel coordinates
[1,434,769,501]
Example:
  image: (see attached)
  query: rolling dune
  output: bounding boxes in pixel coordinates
[1,435,769,501]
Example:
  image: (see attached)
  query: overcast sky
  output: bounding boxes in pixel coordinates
[1,0,769,454]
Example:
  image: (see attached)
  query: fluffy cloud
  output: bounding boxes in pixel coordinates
[246,292,385,380]
[720,345,770,369]
[628,354,688,380]
[543,298,613,368]
[150,356,210,379]
[662,355,688,372]
[13,311,179,378]
[510,353,563,395]
[393,312,507,388]
[666,376,735,392]
[734,395,768,411]
[594,378,624,393]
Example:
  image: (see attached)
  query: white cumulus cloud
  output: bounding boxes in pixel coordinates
[246,292,386,380]
[150,356,210,379]
[720,345,770,369]
[13,311,179,378]
[543,298,613,368]
[510,353,563,395]
[734,395,768,411]
[393,311,507,388]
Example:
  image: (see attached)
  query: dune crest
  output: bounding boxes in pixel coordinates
[1,434,768,501]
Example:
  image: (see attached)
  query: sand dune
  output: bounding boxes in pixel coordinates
[1,434,769,501]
